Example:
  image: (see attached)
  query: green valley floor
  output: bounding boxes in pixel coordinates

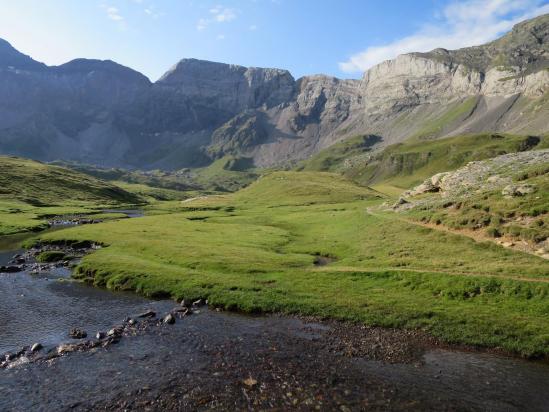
[25,171,549,357]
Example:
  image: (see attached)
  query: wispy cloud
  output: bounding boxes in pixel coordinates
[216,34,226,40]
[144,5,163,19]
[196,18,209,31]
[211,7,236,22]
[249,24,258,31]
[196,4,238,30]
[339,0,549,73]
[105,6,124,21]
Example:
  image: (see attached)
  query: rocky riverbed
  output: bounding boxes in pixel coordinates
[2,307,549,411]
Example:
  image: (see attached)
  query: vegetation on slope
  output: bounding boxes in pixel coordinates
[408,97,478,139]
[401,151,549,256]
[57,154,259,194]
[0,156,140,206]
[0,156,141,235]
[33,171,549,356]
[298,134,382,172]
[301,132,548,192]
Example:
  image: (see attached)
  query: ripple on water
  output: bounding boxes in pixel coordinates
[0,234,172,354]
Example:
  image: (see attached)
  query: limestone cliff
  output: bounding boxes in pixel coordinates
[0,14,547,169]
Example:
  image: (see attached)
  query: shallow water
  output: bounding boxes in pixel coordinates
[0,221,171,354]
[1,310,549,410]
[102,209,144,218]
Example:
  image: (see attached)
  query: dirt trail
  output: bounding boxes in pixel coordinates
[312,265,549,284]
[341,208,549,284]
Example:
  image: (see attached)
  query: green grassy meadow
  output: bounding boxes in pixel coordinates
[2,140,549,357]
[29,170,549,356]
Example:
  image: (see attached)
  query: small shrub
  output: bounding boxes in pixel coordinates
[529,207,547,217]
[490,215,503,226]
[36,251,66,262]
[486,227,502,238]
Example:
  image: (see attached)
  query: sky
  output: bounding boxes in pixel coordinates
[0,0,547,81]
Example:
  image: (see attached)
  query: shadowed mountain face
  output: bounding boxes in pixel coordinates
[0,14,548,170]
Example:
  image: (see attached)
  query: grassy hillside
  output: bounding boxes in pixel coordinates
[58,155,259,194]
[301,133,548,192]
[299,134,382,172]
[233,171,381,206]
[0,156,140,206]
[34,170,549,356]
[0,156,141,235]
[191,156,259,192]
[402,150,549,255]
[112,181,198,202]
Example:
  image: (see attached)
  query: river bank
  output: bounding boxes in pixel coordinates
[2,307,549,411]
[2,213,549,410]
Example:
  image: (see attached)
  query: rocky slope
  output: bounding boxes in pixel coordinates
[394,149,549,258]
[0,14,547,170]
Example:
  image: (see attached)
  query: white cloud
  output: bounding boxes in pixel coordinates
[144,6,163,19]
[106,6,124,21]
[217,34,226,40]
[339,0,549,73]
[196,5,237,30]
[212,7,236,22]
[196,18,208,30]
[249,24,257,31]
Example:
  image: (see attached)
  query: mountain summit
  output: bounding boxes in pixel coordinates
[0,14,547,169]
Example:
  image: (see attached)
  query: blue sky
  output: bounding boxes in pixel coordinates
[0,0,547,81]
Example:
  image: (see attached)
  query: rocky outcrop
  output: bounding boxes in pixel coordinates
[404,149,549,199]
[0,14,547,169]
[157,59,296,112]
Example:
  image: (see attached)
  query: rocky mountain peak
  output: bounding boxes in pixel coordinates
[0,38,47,72]
[0,14,547,170]
[411,13,549,74]
[156,58,295,111]
[54,58,151,85]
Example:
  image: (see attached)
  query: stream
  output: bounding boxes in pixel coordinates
[0,210,172,354]
[1,212,549,410]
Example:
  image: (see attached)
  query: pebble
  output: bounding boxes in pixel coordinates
[69,328,87,339]
[30,343,42,352]
[107,328,122,337]
[137,310,156,318]
[163,314,175,325]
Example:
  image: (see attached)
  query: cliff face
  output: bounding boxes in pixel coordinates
[157,59,296,112]
[0,14,547,169]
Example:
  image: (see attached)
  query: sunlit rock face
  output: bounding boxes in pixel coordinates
[0,14,547,169]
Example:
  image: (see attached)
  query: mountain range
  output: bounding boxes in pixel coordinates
[0,14,547,170]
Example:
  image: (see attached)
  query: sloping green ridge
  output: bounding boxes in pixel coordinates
[0,156,140,206]
[302,133,548,190]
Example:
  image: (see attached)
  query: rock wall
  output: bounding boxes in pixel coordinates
[0,15,547,169]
